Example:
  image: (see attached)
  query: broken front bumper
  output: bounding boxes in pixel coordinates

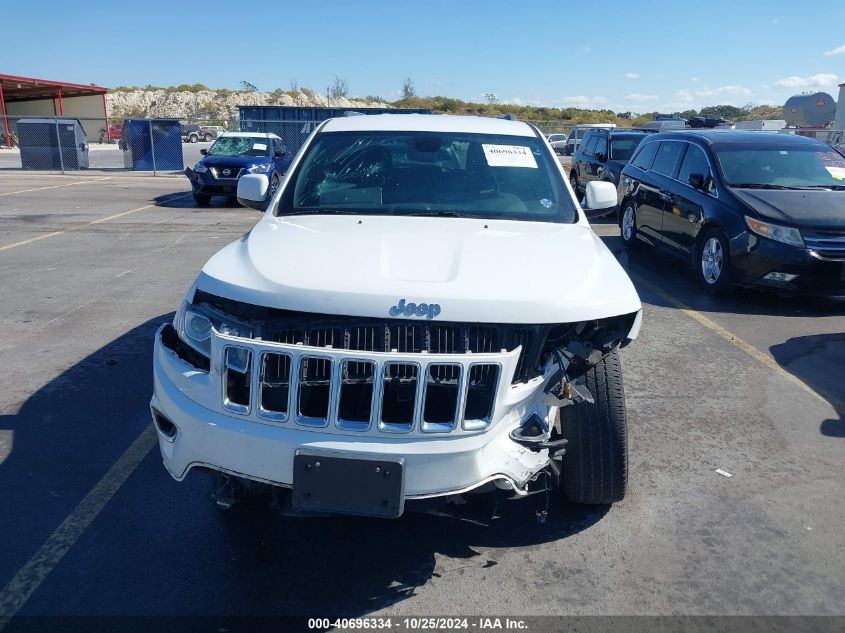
[150,325,552,500]
[184,167,240,196]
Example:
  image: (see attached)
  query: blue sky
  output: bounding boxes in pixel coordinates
[5,0,845,112]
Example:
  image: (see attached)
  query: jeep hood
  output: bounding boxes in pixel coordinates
[196,215,641,324]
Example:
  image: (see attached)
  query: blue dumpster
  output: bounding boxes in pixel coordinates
[17,118,89,170]
[121,119,184,171]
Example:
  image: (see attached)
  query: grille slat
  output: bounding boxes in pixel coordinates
[804,229,845,260]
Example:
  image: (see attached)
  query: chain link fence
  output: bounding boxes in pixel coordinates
[0,116,239,174]
[3,114,842,175]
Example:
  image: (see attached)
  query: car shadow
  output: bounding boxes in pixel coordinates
[0,316,608,617]
[153,192,246,210]
[0,316,170,584]
[770,334,845,438]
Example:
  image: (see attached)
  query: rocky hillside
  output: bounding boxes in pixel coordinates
[106,89,390,123]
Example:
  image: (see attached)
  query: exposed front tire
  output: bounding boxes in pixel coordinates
[560,349,628,505]
[269,171,281,195]
[189,134,198,143]
[569,170,579,196]
[193,192,211,206]
[619,201,639,247]
[203,133,212,142]
[696,227,734,294]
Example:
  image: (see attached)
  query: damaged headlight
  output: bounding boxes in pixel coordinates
[248,163,273,174]
[193,162,208,174]
[173,300,253,361]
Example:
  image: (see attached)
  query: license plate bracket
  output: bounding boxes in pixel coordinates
[292,450,405,518]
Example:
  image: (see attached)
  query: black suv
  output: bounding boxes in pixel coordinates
[569,129,649,216]
[618,130,845,294]
[181,124,201,143]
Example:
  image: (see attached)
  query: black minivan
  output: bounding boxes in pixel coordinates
[618,130,845,294]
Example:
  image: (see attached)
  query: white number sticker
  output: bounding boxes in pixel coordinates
[482,144,537,168]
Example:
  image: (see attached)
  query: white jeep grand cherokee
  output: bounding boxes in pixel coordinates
[151,114,642,518]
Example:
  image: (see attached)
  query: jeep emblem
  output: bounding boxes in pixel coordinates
[389,299,441,320]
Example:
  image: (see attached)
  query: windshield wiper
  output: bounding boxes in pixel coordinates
[795,184,845,190]
[729,183,805,190]
[406,211,464,217]
[284,208,369,216]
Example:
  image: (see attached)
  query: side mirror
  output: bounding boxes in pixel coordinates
[688,172,705,189]
[582,181,618,218]
[236,173,270,211]
[595,152,607,162]
[200,148,208,156]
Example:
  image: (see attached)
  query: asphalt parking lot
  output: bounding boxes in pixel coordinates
[0,173,843,624]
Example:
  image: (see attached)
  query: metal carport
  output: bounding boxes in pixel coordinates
[0,74,109,146]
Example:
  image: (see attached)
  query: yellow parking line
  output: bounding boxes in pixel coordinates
[631,272,845,414]
[0,177,113,197]
[0,192,192,253]
[0,425,157,630]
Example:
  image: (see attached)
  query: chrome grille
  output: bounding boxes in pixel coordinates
[804,229,845,260]
[212,330,520,436]
[262,321,541,383]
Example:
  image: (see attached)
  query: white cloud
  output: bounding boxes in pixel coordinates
[823,45,845,56]
[773,73,837,88]
[624,72,639,79]
[676,89,694,102]
[505,97,543,107]
[624,93,658,101]
[555,95,608,108]
[690,77,700,83]
[694,85,752,97]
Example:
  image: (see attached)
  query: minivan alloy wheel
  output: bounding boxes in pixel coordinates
[622,206,635,241]
[701,237,723,284]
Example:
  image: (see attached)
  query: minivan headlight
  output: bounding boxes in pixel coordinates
[745,217,804,247]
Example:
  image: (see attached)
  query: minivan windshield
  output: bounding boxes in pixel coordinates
[279,131,576,222]
[716,146,845,189]
[208,136,271,157]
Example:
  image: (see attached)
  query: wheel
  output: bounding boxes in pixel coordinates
[696,227,733,293]
[203,133,212,142]
[619,201,639,247]
[569,170,579,196]
[193,192,211,206]
[560,349,628,505]
[190,134,198,143]
[269,171,281,195]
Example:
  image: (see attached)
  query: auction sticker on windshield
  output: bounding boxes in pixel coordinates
[253,143,267,151]
[482,144,537,168]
